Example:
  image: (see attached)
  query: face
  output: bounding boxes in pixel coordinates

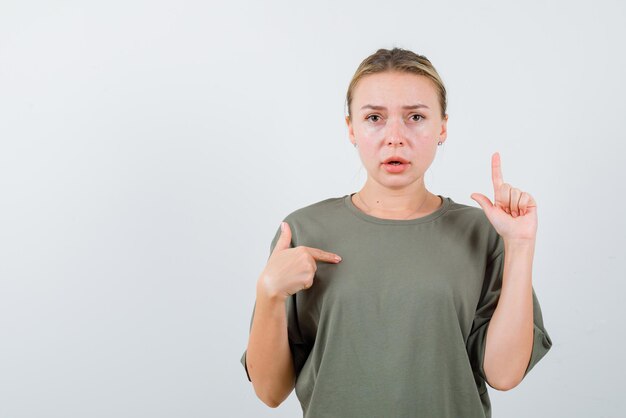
[346,71,448,191]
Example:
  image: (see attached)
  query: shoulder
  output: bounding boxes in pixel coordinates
[271,195,346,248]
[445,199,492,226]
[442,197,503,259]
[282,195,345,224]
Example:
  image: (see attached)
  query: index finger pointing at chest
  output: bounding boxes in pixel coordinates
[304,246,342,263]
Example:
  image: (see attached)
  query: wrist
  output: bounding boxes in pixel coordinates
[504,237,536,249]
[256,274,288,304]
[503,238,536,261]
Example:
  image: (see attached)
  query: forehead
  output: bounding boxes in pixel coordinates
[352,71,438,110]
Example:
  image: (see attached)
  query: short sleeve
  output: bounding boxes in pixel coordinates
[240,220,312,382]
[466,246,553,388]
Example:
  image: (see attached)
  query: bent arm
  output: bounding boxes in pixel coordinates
[245,278,296,408]
[483,239,534,391]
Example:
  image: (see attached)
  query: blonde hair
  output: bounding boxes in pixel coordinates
[345,47,447,120]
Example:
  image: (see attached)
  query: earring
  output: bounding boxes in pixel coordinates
[354,142,358,148]
[437,139,442,146]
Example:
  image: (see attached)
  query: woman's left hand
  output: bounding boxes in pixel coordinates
[470,152,538,242]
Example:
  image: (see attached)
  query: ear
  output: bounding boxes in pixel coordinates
[345,115,356,145]
[439,114,448,144]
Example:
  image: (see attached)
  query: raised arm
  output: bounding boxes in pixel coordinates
[470,152,538,390]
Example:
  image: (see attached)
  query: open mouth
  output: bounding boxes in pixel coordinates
[382,159,409,173]
[383,156,410,165]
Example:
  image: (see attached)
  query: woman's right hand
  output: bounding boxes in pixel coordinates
[257,222,342,301]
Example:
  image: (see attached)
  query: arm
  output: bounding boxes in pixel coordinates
[483,238,535,391]
[245,279,295,408]
[470,152,540,391]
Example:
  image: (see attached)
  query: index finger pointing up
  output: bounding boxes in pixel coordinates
[492,152,504,191]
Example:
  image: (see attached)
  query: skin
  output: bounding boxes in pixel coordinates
[471,153,537,390]
[345,71,448,219]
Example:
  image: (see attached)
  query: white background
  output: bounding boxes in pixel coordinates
[1,0,624,417]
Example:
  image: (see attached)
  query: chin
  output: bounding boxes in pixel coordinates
[378,177,418,189]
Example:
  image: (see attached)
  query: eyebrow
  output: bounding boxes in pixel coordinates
[360,104,430,111]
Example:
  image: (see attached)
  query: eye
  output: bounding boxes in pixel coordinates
[366,114,381,123]
[410,114,424,122]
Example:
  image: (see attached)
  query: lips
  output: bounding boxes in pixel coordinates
[382,156,410,164]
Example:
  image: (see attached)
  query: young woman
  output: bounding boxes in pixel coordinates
[240,47,552,418]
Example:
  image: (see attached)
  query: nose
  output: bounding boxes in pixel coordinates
[386,118,405,147]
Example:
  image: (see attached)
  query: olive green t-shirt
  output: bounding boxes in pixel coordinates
[241,193,552,418]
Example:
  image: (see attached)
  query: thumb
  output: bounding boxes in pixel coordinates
[272,221,293,253]
[470,193,494,214]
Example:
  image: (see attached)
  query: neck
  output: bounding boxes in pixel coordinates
[355,178,438,219]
